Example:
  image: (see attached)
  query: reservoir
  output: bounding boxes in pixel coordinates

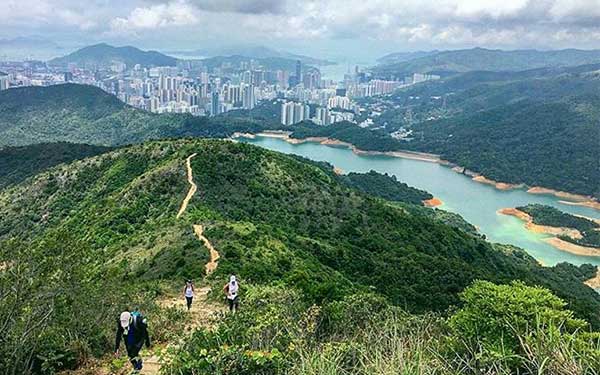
[241,135,600,267]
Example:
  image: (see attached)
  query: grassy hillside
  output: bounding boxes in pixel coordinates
[0,142,113,189]
[0,84,275,147]
[1,139,599,373]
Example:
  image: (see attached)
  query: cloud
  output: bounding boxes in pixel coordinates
[3,0,600,56]
[191,0,288,14]
[109,1,198,34]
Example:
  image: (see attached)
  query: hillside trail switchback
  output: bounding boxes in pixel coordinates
[64,153,224,375]
[138,153,224,374]
[176,153,198,219]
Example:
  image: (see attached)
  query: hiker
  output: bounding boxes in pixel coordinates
[223,275,240,312]
[114,310,151,372]
[183,279,195,310]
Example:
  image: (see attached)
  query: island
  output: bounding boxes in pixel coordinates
[499,204,600,256]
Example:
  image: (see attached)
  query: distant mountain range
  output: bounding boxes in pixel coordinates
[373,47,600,77]
[169,45,335,66]
[48,43,178,68]
[0,36,65,60]
[0,36,60,49]
[376,50,440,65]
[390,63,600,198]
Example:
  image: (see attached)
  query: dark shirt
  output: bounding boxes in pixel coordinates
[115,314,150,352]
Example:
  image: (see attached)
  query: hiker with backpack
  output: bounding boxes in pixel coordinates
[223,275,240,313]
[183,279,195,311]
[114,309,151,372]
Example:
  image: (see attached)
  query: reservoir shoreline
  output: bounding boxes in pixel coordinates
[232,131,599,210]
[497,208,600,257]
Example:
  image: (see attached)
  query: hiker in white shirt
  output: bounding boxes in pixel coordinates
[183,279,194,311]
[223,275,240,313]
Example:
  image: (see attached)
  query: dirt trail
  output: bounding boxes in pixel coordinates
[143,154,223,374]
[176,153,198,219]
[194,224,220,275]
[142,287,223,374]
[63,153,225,375]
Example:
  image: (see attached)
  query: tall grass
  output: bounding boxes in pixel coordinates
[289,311,600,375]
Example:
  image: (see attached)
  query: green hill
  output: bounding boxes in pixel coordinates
[1,139,599,373]
[347,65,600,198]
[0,142,113,189]
[373,47,600,77]
[48,43,177,68]
[0,84,275,147]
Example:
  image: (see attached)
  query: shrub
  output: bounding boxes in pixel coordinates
[449,280,591,371]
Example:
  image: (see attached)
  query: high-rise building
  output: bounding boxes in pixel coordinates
[242,85,256,110]
[295,60,302,84]
[281,100,310,125]
[0,73,9,91]
[211,91,220,116]
[227,85,242,105]
[328,95,351,110]
[150,96,160,112]
[303,70,321,90]
[315,107,331,125]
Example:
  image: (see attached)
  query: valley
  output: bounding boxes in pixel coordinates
[240,135,600,267]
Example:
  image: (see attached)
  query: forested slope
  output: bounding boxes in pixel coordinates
[1,139,599,373]
[0,142,113,189]
[0,84,275,147]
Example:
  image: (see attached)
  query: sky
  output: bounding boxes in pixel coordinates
[3,0,600,61]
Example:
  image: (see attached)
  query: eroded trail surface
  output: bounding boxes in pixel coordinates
[138,154,224,374]
[176,153,198,219]
[194,224,220,275]
[63,153,225,375]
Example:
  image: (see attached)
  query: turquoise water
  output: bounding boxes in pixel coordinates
[241,136,600,267]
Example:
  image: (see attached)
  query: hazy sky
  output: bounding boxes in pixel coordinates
[3,0,600,60]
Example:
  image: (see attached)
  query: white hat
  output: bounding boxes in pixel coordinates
[120,311,131,328]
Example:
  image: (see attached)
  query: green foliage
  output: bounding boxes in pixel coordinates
[290,122,403,152]
[0,84,278,147]
[518,204,600,248]
[170,282,600,374]
[164,285,305,374]
[449,280,593,371]
[408,97,600,198]
[2,139,600,373]
[0,142,113,189]
[337,170,432,205]
[519,204,599,232]
[360,65,600,199]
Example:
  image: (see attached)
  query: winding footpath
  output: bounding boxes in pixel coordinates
[66,153,224,375]
[176,153,198,219]
[176,153,220,274]
[143,153,222,374]
[194,224,220,275]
